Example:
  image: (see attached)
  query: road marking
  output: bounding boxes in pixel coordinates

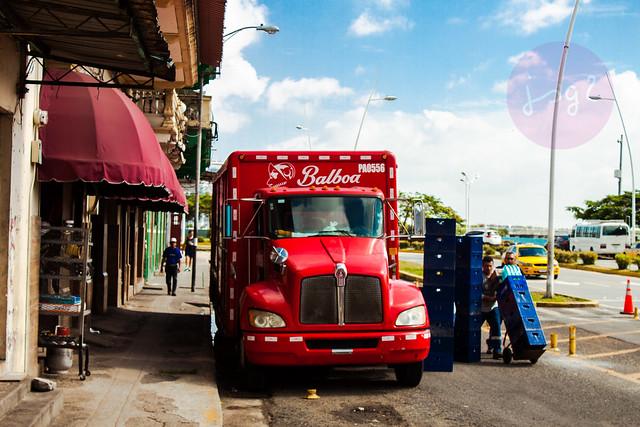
[554,280,580,286]
[582,281,610,288]
[579,347,640,359]
[542,318,628,330]
[557,329,640,343]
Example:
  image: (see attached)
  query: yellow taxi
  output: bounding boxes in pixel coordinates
[503,244,560,279]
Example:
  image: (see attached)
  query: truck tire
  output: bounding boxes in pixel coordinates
[213,333,239,369]
[394,362,423,387]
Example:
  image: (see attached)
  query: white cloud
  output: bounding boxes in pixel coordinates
[354,65,366,76]
[491,0,592,35]
[349,11,413,36]
[265,77,353,111]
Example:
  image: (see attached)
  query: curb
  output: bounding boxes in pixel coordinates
[535,299,599,308]
[559,263,640,278]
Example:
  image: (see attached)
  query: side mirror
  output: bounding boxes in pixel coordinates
[413,204,425,236]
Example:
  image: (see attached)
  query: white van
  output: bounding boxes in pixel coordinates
[569,221,630,255]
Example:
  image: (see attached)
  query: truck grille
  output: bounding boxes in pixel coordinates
[300,276,337,324]
[300,275,382,324]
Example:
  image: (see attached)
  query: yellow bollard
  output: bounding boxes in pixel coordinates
[568,325,576,356]
[634,307,639,320]
[305,389,320,400]
[549,333,559,351]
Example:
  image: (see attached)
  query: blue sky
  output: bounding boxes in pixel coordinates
[205,0,640,228]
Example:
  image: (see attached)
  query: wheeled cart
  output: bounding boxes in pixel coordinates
[497,274,546,364]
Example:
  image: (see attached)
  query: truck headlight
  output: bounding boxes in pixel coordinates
[249,309,286,328]
[395,306,426,326]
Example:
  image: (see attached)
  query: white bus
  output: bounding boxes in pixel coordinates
[569,221,631,255]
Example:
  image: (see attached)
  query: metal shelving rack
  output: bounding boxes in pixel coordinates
[39,224,92,380]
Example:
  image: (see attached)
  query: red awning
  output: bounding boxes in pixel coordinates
[39,70,187,212]
[198,0,226,68]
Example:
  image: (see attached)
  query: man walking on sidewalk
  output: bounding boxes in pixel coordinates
[161,237,182,296]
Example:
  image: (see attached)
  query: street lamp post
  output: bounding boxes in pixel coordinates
[295,125,311,149]
[546,0,580,299]
[590,73,635,244]
[460,172,478,233]
[353,91,397,150]
[191,23,279,291]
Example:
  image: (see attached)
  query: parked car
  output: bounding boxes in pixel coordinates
[466,229,502,246]
[503,244,559,279]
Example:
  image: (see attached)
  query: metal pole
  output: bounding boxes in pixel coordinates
[354,90,374,150]
[465,182,469,233]
[605,72,635,243]
[546,0,580,299]
[618,134,623,196]
[191,72,204,292]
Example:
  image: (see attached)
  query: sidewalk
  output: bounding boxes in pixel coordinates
[49,252,222,426]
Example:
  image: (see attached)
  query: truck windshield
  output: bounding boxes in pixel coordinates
[267,196,383,238]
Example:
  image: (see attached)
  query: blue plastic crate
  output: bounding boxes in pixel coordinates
[422,283,455,300]
[423,351,454,372]
[424,269,455,287]
[456,235,483,254]
[456,252,483,269]
[455,313,484,330]
[429,313,454,337]
[455,286,483,302]
[425,218,456,236]
[454,326,482,342]
[455,268,483,286]
[520,316,542,331]
[427,309,456,325]
[424,251,456,270]
[454,299,482,316]
[453,345,481,363]
[501,301,537,323]
[424,235,457,253]
[513,329,547,348]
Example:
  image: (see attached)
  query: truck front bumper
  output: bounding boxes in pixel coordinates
[242,329,430,366]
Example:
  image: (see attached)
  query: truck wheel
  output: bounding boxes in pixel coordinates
[244,362,268,391]
[394,362,423,387]
[213,333,239,369]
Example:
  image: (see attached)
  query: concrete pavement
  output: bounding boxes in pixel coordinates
[48,252,222,426]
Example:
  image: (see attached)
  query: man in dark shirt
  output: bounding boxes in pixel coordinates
[161,237,182,296]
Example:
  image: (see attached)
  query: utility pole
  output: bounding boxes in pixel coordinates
[616,134,623,195]
[190,72,204,292]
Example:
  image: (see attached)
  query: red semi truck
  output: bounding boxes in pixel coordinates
[210,151,430,386]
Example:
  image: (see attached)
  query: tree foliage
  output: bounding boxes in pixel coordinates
[398,192,463,234]
[566,192,637,221]
[186,193,212,219]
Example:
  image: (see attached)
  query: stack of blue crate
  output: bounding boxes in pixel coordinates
[422,218,456,372]
[454,235,483,362]
[497,275,546,362]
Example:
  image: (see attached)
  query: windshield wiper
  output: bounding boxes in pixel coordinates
[311,229,355,237]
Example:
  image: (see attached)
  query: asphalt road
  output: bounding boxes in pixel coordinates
[222,316,640,426]
[220,252,640,426]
